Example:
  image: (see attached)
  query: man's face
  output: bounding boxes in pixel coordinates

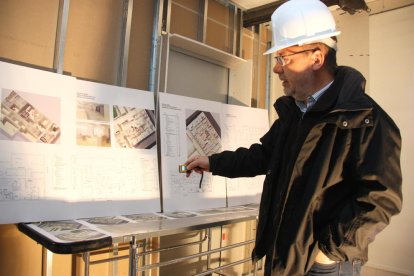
[273,45,318,101]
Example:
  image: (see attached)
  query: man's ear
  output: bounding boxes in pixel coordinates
[312,50,324,71]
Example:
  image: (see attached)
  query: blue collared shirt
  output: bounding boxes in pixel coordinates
[295,81,334,113]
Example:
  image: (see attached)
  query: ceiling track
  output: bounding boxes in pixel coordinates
[242,0,369,27]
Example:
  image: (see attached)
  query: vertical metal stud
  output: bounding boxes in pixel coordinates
[265,39,272,110]
[117,0,133,87]
[53,0,70,74]
[252,25,260,107]
[199,0,208,43]
[163,0,172,34]
[149,0,163,92]
[236,7,243,57]
[158,34,170,93]
[231,5,237,55]
[256,25,263,108]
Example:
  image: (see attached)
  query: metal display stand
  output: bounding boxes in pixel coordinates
[18,208,259,276]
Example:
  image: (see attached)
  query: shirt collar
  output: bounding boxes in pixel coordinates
[295,81,334,113]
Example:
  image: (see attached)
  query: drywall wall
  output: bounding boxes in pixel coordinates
[367,5,414,275]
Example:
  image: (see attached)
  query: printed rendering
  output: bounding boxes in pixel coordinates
[113,106,156,149]
[76,122,111,147]
[186,110,221,158]
[77,100,110,122]
[0,90,60,143]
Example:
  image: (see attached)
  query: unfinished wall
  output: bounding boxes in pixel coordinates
[0,1,158,275]
[206,0,234,53]
[0,0,58,68]
[249,24,270,109]
[0,0,265,275]
[63,0,123,84]
[170,0,200,41]
[367,5,414,275]
[127,0,154,90]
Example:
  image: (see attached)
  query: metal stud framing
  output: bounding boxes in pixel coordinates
[53,0,70,74]
[117,0,134,87]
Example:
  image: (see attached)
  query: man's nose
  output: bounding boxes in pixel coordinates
[273,63,283,74]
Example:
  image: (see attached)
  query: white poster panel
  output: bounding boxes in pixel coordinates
[0,61,76,223]
[0,62,160,224]
[158,93,226,211]
[221,104,269,206]
[72,80,160,204]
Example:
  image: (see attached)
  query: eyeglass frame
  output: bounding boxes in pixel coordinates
[274,48,319,66]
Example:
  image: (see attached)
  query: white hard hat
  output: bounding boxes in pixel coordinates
[264,0,341,55]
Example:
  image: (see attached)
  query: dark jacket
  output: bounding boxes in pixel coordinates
[209,66,402,275]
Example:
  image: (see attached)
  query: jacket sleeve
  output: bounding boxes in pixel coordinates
[208,119,279,178]
[319,106,403,262]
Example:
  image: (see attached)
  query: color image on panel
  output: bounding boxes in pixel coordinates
[76,100,110,122]
[186,110,221,158]
[0,89,61,143]
[76,100,111,147]
[113,106,156,149]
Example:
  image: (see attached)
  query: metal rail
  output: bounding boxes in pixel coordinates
[136,238,255,272]
[194,257,252,276]
[138,232,208,257]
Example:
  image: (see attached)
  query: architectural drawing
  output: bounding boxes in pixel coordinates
[55,229,106,242]
[123,213,169,222]
[83,216,129,226]
[34,221,84,232]
[113,106,156,149]
[162,211,198,219]
[0,90,60,143]
[186,110,221,158]
[0,152,45,201]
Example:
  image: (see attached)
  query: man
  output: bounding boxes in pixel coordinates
[185,0,402,275]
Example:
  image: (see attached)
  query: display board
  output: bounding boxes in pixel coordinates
[0,62,160,224]
[159,93,268,211]
[0,61,268,224]
[158,93,227,211]
[221,104,268,206]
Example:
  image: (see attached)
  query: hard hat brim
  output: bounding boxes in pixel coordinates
[263,31,341,55]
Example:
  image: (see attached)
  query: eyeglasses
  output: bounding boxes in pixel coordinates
[274,48,318,66]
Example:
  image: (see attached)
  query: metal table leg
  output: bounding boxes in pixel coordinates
[129,236,137,276]
[83,252,90,276]
[206,228,212,270]
[42,247,53,276]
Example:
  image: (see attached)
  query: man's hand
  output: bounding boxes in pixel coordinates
[184,156,210,177]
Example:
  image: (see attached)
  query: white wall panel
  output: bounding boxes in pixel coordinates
[368,5,414,275]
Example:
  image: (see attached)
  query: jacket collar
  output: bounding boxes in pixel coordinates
[274,66,373,117]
